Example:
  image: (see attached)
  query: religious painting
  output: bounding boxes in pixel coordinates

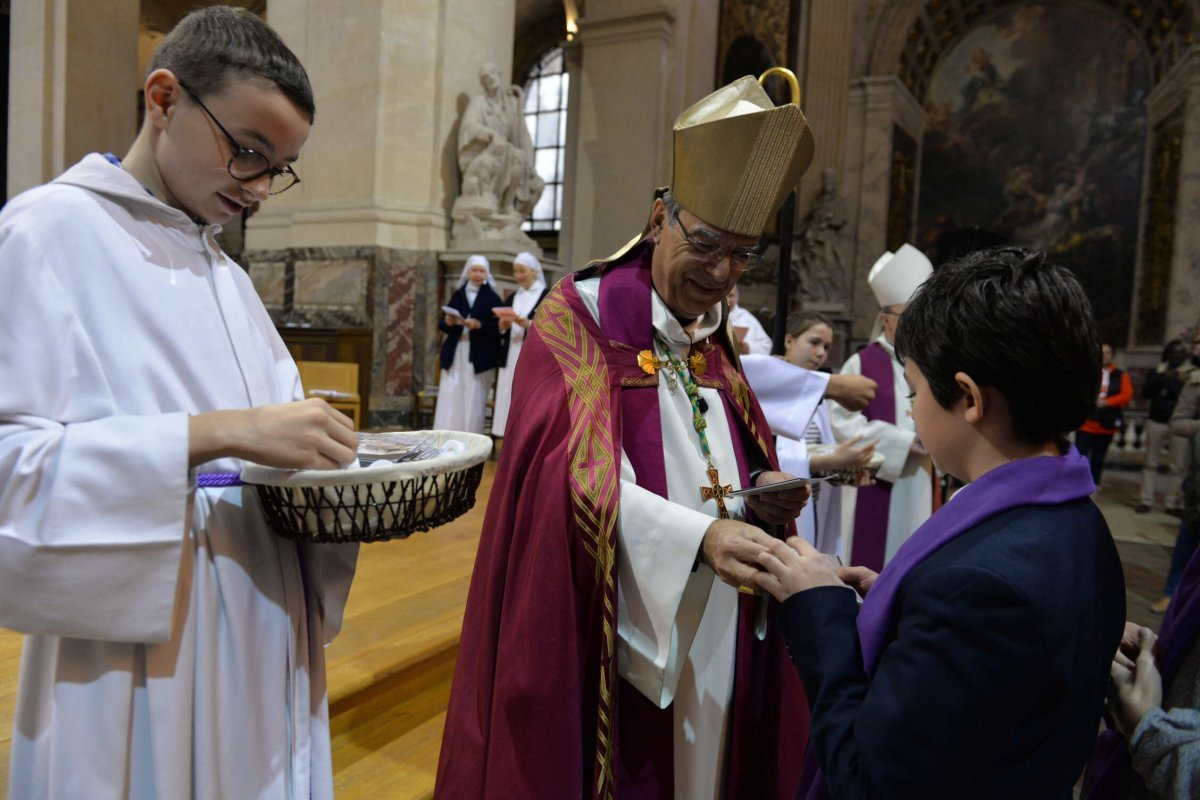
[915,3,1151,346]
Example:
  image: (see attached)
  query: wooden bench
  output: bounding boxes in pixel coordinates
[297,360,362,428]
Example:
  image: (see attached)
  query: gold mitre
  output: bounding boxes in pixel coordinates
[671,75,815,237]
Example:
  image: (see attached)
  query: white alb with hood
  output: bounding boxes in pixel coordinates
[0,154,358,800]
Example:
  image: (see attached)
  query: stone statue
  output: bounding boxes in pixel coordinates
[796,167,847,306]
[451,63,545,252]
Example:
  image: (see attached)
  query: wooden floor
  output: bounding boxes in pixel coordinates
[0,461,492,798]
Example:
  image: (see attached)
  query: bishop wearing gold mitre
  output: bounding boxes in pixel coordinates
[437,75,816,800]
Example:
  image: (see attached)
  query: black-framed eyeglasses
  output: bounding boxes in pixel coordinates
[178,81,301,195]
[668,209,763,271]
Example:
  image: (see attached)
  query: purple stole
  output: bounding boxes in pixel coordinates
[803,447,1097,799]
[851,342,896,572]
[1082,528,1200,798]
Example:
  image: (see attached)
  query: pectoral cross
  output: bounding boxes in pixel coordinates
[700,466,733,519]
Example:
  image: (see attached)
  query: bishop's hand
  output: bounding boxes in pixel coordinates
[700,519,777,592]
[743,470,809,525]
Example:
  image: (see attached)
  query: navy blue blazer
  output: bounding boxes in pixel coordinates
[779,499,1125,799]
[439,283,503,374]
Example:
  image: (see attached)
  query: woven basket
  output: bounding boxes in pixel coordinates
[240,431,492,543]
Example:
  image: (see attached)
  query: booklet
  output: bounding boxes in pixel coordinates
[441,305,465,320]
[492,306,518,319]
[726,474,831,498]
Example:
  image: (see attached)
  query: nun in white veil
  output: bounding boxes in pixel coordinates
[433,254,504,434]
[491,251,549,437]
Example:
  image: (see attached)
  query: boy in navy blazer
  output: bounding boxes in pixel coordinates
[756,247,1126,799]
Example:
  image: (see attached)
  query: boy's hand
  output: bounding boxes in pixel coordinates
[744,471,809,525]
[190,399,359,470]
[1110,627,1162,737]
[811,435,878,472]
[754,536,844,602]
[836,565,878,598]
[700,519,777,592]
[1119,620,1146,659]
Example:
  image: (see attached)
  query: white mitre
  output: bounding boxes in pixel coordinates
[867,243,933,308]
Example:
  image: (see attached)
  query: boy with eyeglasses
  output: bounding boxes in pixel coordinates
[0,7,359,798]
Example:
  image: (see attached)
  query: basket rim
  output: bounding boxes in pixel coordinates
[240,430,492,488]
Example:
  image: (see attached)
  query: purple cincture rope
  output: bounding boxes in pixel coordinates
[197,472,243,488]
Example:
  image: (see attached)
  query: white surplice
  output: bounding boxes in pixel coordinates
[576,279,749,799]
[739,355,841,554]
[0,154,358,800]
[727,304,773,355]
[829,336,933,566]
[490,281,544,437]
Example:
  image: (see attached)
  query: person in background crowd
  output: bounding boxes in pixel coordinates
[433,254,503,435]
[491,251,548,438]
[741,312,879,558]
[772,311,876,555]
[1138,340,1190,515]
[727,284,773,355]
[1076,343,1133,486]
[830,244,935,572]
[1150,334,1200,613]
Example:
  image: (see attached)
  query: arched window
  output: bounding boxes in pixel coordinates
[522,46,568,233]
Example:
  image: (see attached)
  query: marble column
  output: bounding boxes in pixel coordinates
[246,0,516,427]
[1131,46,1200,354]
[563,0,719,268]
[841,75,924,343]
[7,0,139,198]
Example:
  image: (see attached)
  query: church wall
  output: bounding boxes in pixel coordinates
[563,0,719,269]
[7,0,139,198]
[241,0,518,426]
